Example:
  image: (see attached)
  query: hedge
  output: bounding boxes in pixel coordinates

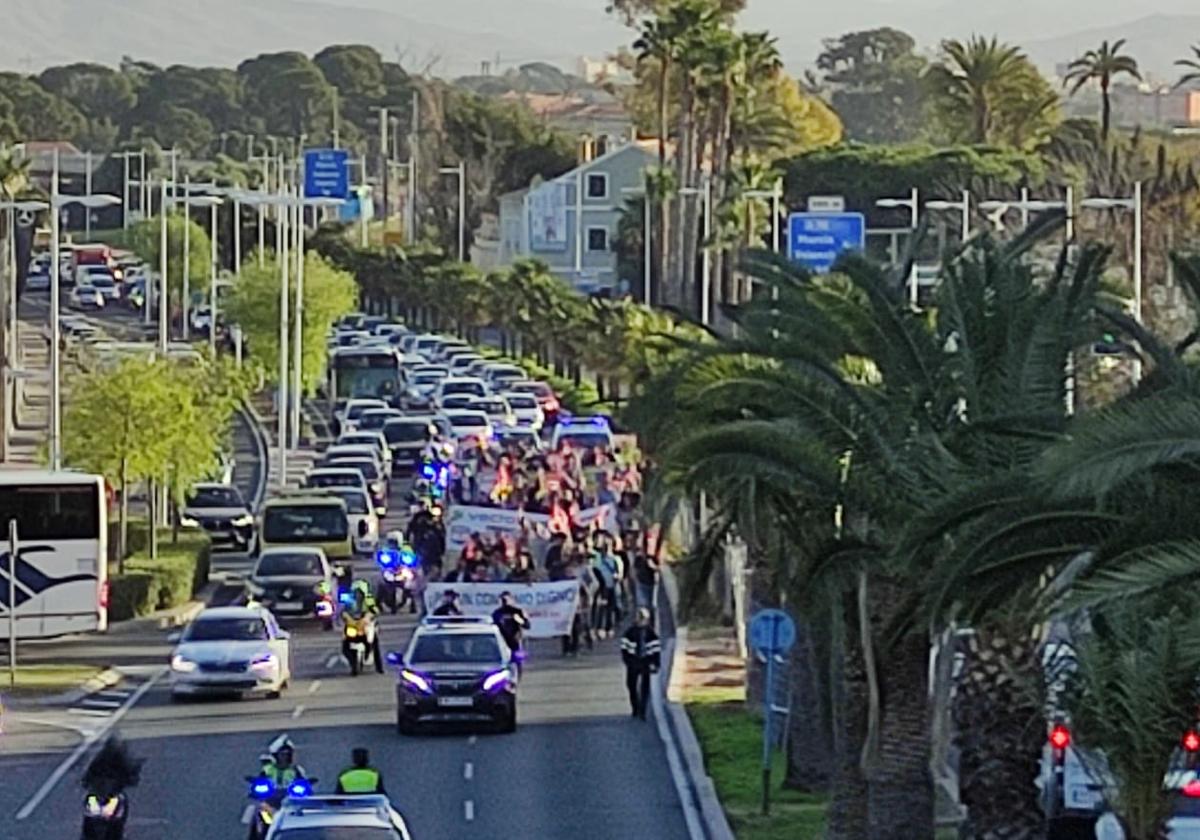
[107,528,211,622]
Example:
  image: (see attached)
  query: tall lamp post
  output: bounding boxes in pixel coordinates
[48,151,120,469]
[174,187,223,341]
[1081,182,1143,383]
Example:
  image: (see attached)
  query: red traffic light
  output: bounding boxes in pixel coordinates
[1184,731,1200,752]
[1049,725,1071,750]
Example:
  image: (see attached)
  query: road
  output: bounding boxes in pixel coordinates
[0,376,692,838]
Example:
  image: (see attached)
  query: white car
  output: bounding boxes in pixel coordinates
[323,442,391,481]
[467,395,517,430]
[169,605,292,699]
[502,391,545,430]
[337,430,393,474]
[434,376,488,407]
[264,795,413,840]
[320,486,380,554]
[440,409,493,445]
[482,364,527,392]
[338,398,388,432]
[75,264,115,288]
[69,284,105,310]
[551,415,615,451]
[89,273,120,302]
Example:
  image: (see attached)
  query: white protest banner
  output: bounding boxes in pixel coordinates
[444,503,616,553]
[424,582,580,638]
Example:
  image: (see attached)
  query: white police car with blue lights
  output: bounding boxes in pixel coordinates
[264,795,413,839]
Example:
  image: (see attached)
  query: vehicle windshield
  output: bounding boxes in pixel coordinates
[558,432,611,451]
[255,553,324,577]
[307,472,362,489]
[276,829,400,839]
[346,403,383,420]
[384,421,430,443]
[332,460,380,481]
[187,486,244,508]
[184,617,268,642]
[357,412,398,430]
[440,396,474,410]
[471,399,506,416]
[263,505,348,542]
[441,381,486,397]
[448,413,488,428]
[328,490,369,514]
[410,633,503,664]
[505,395,537,409]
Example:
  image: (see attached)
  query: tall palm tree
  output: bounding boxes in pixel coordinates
[1176,43,1200,88]
[1063,39,1141,141]
[926,36,1030,144]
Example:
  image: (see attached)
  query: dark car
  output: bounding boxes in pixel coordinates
[180,483,255,552]
[245,546,335,620]
[393,617,518,734]
[383,417,436,467]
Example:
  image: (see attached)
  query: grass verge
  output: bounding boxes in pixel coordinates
[687,696,827,840]
[108,525,211,622]
[0,664,104,697]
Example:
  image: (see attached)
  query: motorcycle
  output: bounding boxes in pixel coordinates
[245,774,315,840]
[341,614,382,676]
[81,791,127,840]
[375,544,419,615]
[314,590,336,630]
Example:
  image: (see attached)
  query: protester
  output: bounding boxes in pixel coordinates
[631,548,660,624]
[620,608,661,720]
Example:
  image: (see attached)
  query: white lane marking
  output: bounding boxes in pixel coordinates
[67,707,112,717]
[463,762,473,781]
[81,699,123,709]
[241,804,257,825]
[464,800,474,822]
[467,735,477,746]
[292,705,306,720]
[17,668,165,821]
[308,680,322,694]
[324,654,341,670]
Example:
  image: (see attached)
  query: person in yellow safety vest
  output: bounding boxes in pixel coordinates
[336,748,386,794]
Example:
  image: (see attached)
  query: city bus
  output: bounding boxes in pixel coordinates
[0,471,108,638]
[329,346,402,411]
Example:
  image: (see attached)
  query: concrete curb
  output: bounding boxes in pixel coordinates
[107,582,217,636]
[653,565,737,840]
[238,398,271,513]
[4,667,124,710]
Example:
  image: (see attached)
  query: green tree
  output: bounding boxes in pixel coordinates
[0,73,88,146]
[313,44,386,131]
[926,36,1061,147]
[238,52,333,139]
[37,63,137,125]
[122,212,213,313]
[816,28,928,143]
[1063,39,1141,141]
[224,251,357,393]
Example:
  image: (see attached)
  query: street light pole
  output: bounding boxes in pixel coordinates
[292,196,305,450]
[209,201,218,352]
[182,177,191,341]
[159,178,169,354]
[277,189,290,486]
[49,150,62,471]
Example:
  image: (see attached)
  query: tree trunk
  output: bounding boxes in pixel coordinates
[954,623,1046,840]
[826,591,870,839]
[866,628,935,840]
[1101,83,1111,141]
[784,611,833,792]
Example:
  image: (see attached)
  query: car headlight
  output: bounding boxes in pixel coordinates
[232,514,254,527]
[179,515,200,528]
[401,669,433,694]
[171,654,198,673]
[250,653,277,672]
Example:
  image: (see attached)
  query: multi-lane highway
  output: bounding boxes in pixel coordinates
[0,334,693,838]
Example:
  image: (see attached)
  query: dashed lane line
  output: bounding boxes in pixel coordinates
[464,800,475,822]
[292,705,306,720]
[463,762,473,781]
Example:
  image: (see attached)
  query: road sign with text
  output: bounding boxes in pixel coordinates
[787,212,866,273]
[303,149,350,199]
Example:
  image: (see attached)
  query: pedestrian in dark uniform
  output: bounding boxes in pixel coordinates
[620,608,661,719]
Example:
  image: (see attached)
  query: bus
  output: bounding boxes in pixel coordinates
[258,493,353,565]
[0,471,108,638]
[329,346,402,409]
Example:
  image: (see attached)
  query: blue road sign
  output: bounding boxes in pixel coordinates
[787,212,866,273]
[303,149,350,199]
[749,609,796,657]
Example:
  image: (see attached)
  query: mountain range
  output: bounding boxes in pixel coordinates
[1,0,1196,81]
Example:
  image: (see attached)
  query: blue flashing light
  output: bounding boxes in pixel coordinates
[250,778,275,799]
[399,548,418,568]
[420,463,436,480]
[339,591,355,606]
[376,548,401,568]
[287,779,313,798]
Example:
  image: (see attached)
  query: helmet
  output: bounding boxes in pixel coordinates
[268,734,295,758]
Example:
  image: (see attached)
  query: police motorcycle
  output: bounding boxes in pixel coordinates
[245,736,316,840]
[340,581,384,676]
[375,532,419,615]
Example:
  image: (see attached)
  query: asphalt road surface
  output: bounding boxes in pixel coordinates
[0,400,692,840]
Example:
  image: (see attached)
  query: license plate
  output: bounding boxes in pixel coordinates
[437,696,474,707]
[276,601,302,611]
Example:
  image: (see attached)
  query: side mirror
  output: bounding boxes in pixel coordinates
[166,631,182,644]
[358,520,370,537]
[385,651,401,666]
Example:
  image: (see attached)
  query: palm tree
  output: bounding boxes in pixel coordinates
[1063,39,1141,141]
[1176,43,1200,88]
[926,36,1031,144]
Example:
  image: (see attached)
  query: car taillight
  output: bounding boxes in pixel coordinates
[1048,724,1070,750]
[1186,780,1200,798]
[1185,731,1200,752]
[99,581,110,609]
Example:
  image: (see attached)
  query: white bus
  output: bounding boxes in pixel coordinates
[0,471,108,638]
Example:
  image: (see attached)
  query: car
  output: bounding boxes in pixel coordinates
[551,415,615,451]
[315,486,379,554]
[437,394,475,411]
[467,395,517,430]
[373,322,409,339]
[169,605,292,699]
[88,273,120,302]
[337,312,367,331]
[25,264,50,291]
[354,407,403,434]
[501,391,545,430]
[402,333,443,358]
[318,456,388,513]
[447,353,483,372]
[439,409,493,446]
[393,618,518,734]
[383,417,439,467]
[70,284,105,310]
[433,376,488,407]
[432,339,470,362]
[337,399,388,433]
[75,263,116,288]
[245,546,336,618]
[180,482,255,552]
[497,427,544,452]
[263,794,413,840]
[336,430,393,472]
[404,370,448,409]
[482,364,526,392]
[323,442,391,481]
[304,467,371,499]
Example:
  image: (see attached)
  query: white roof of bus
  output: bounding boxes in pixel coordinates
[0,470,103,485]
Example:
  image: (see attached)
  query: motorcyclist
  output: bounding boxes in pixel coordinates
[342,581,383,673]
[259,734,305,788]
[336,747,386,795]
[491,591,531,656]
[81,736,141,840]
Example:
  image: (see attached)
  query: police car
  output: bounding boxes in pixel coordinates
[264,795,413,839]
[550,414,614,451]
